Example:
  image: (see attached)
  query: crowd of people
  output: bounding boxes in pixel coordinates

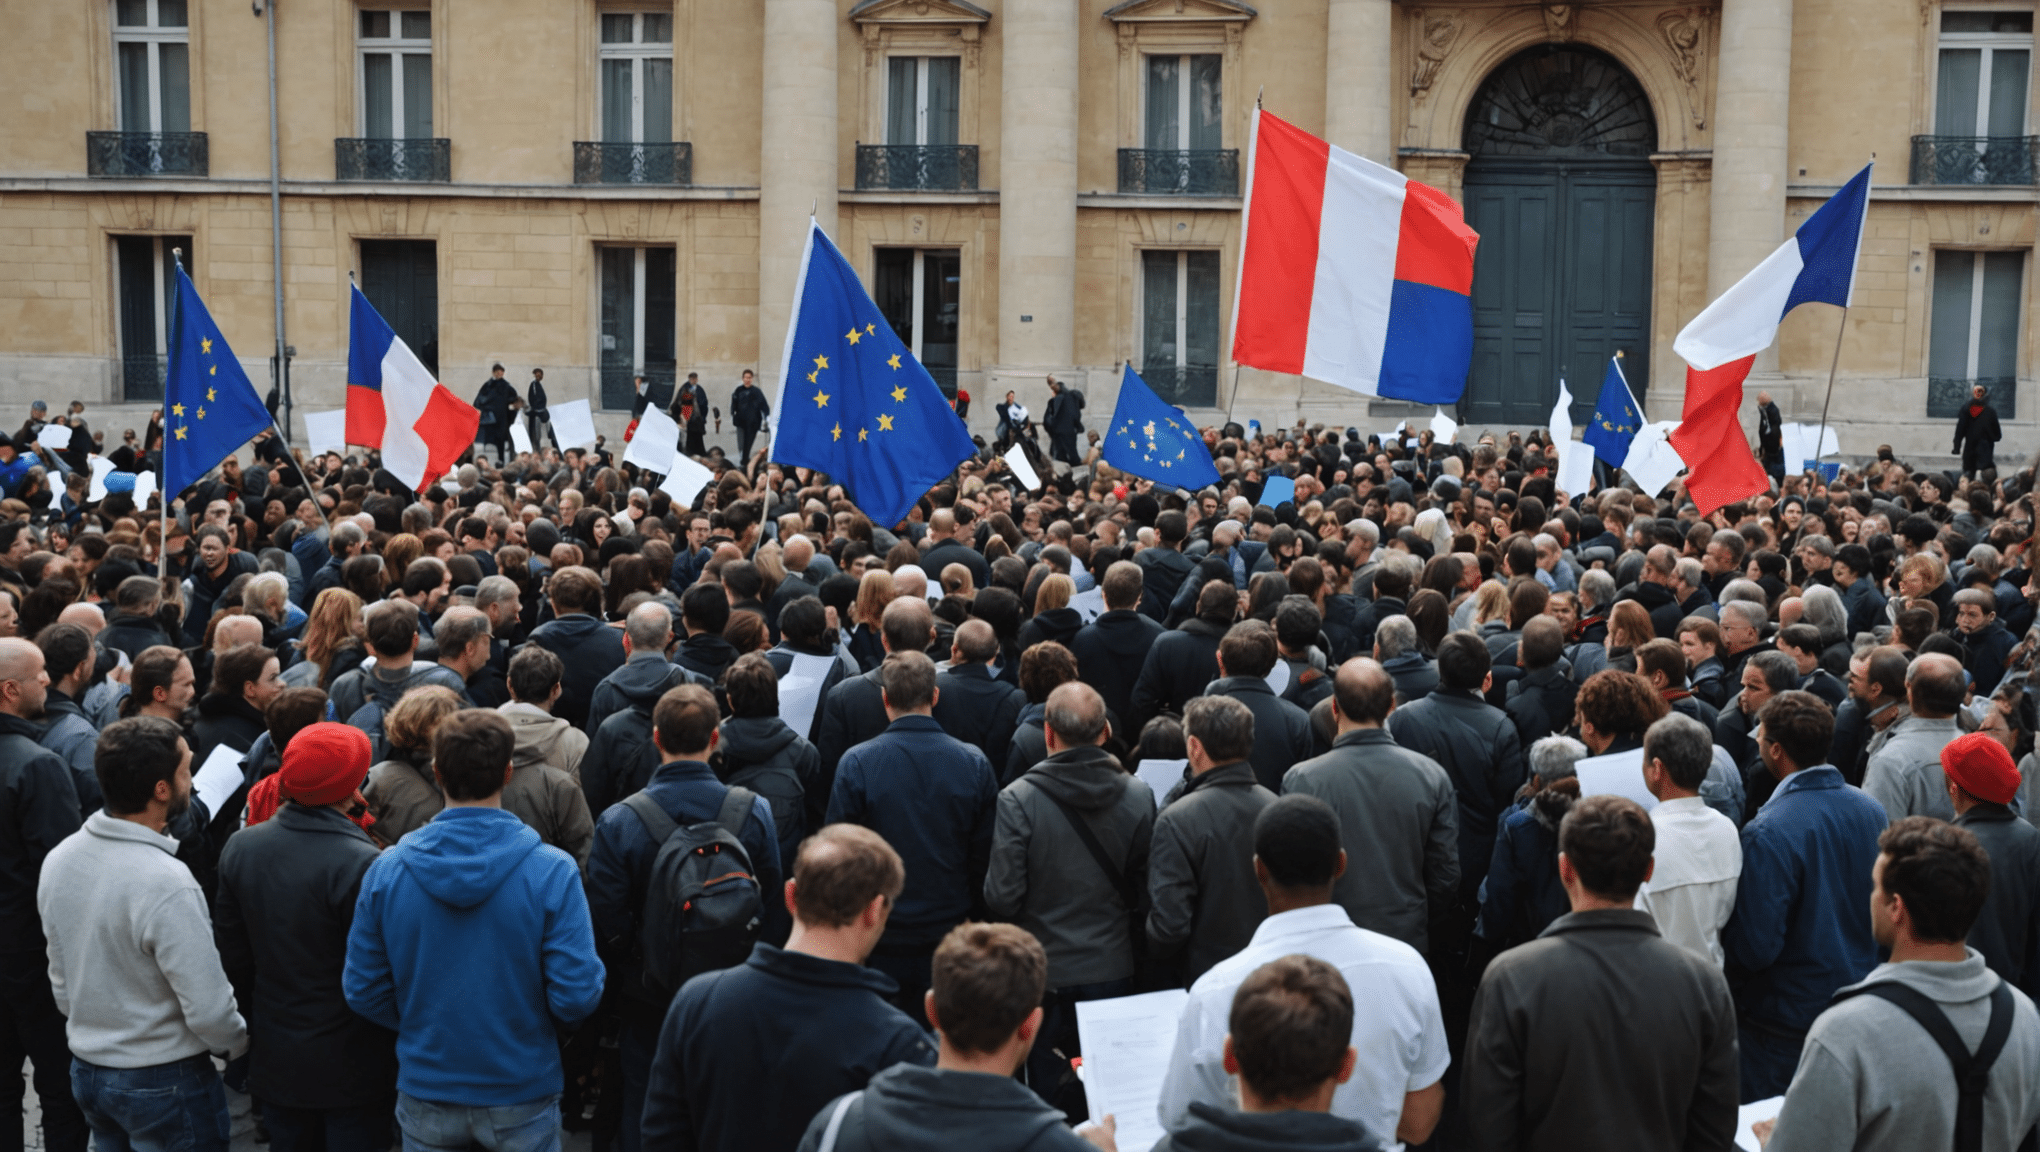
[3,387,2040,1152]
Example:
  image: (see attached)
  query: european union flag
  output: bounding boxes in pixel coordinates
[164,263,275,497]
[1100,365,1220,488]
[769,224,975,527]
[1582,354,1643,469]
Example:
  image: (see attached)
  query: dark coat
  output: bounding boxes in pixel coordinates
[214,802,396,1110]
[730,382,771,431]
[1954,400,2003,468]
[716,714,817,871]
[474,377,520,430]
[1462,909,1739,1152]
[0,714,82,953]
[1070,609,1165,723]
[1504,665,1578,747]
[1630,580,1685,639]
[522,613,626,730]
[1152,1102,1388,1152]
[1351,594,1407,658]
[1955,804,2040,998]
[921,538,990,592]
[581,655,708,818]
[1128,618,1226,734]
[1476,798,1571,949]
[102,611,173,662]
[1146,761,1276,983]
[1015,607,1084,652]
[1380,651,1438,704]
[764,642,854,743]
[641,943,935,1152]
[191,692,266,766]
[1960,620,2019,696]
[932,664,1027,770]
[1202,676,1314,792]
[797,1063,1096,1152]
[1386,687,1529,901]
[816,667,888,790]
[183,551,261,645]
[1135,547,1196,624]
[671,631,741,685]
[1689,656,1728,708]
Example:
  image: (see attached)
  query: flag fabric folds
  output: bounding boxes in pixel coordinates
[347,283,480,492]
[163,264,275,497]
[1100,365,1221,489]
[1583,356,1643,468]
[1231,109,1480,405]
[1669,163,1872,516]
[769,222,975,528]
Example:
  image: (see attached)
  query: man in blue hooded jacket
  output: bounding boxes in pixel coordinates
[344,709,605,1152]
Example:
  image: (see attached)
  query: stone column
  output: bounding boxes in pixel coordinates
[1325,0,1395,165]
[995,0,1078,383]
[759,0,838,395]
[1706,0,1793,300]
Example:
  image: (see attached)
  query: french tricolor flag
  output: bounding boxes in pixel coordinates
[1669,162,1872,514]
[347,283,480,492]
[1231,110,1480,404]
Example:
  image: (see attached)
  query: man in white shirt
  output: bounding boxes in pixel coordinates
[1158,794,1448,1149]
[1636,713,1742,966]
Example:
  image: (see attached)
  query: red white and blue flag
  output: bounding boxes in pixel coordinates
[1231,109,1480,405]
[347,283,480,492]
[1670,162,1873,514]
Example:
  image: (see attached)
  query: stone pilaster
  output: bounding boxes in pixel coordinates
[1325,0,1395,165]
[1706,0,1793,300]
[759,0,838,395]
[994,0,1078,388]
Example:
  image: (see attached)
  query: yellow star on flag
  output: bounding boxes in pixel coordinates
[807,370,818,384]
[196,407,206,420]
[209,365,217,376]
[877,414,894,432]
[174,426,188,440]
[858,427,869,442]
[813,390,830,408]
[207,388,217,401]
[200,337,212,354]
[813,354,829,370]
[845,328,862,345]
[886,353,901,370]
[171,404,185,417]
[1144,421,1157,438]
[832,423,842,441]
[890,385,907,403]
[865,323,876,336]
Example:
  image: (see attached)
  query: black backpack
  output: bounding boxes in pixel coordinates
[621,787,763,1004]
[1832,977,2039,1152]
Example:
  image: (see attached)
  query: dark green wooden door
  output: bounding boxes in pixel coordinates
[1459,46,1658,426]
[360,240,440,376]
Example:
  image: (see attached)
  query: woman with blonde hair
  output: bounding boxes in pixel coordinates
[846,568,896,671]
[360,684,465,842]
[1016,573,1082,650]
[282,587,368,690]
[1471,580,1512,648]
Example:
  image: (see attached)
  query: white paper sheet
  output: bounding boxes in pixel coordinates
[1075,989,1190,1152]
[624,407,681,473]
[1430,407,1458,444]
[1265,658,1291,697]
[1575,746,1657,811]
[1136,759,1188,808]
[132,468,158,509]
[1004,444,1041,492]
[777,652,835,741]
[86,455,116,502]
[1780,422,1841,473]
[1735,1096,1785,1151]
[509,420,533,455]
[192,742,246,821]
[302,408,349,458]
[1548,378,1575,452]
[549,399,597,450]
[36,424,71,450]
[1622,420,1687,498]
[1557,439,1597,497]
[1070,586,1106,623]
[659,454,715,509]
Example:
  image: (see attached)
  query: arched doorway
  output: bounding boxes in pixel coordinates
[1460,46,1657,426]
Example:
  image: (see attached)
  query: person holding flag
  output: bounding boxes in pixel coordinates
[767,222,975,528]
[347,283,481,494]
[1099,365,1220,490]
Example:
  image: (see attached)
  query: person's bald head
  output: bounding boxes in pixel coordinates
[880,595,935,654]
[0,638,47,719]
[213,615,263,652]
[782,534,814,570]
[58,602,106,637]
[894,567,929,602]
[625,601,674,653]
[952,619,999,665]
[1906,652,1967,719]
[1213,520,1242,547]
[1044,681,1108,748]
[930,508,958,538]
[1331,657,1394,727]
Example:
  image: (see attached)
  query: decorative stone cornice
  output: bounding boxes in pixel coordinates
[1103,0,1257,25]
[848,0,991,26]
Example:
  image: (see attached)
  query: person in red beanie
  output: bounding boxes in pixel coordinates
[1945,730,2040,997]
[215,722,396,1152]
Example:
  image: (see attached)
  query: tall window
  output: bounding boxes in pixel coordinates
[1141,249,1220,407]
[1937,11,2033,139]
[114,235,192,402]
[1929,249,2025,417]
[359,10,433,140]
[599,247,677,411]
[114,0,190,134]
[1144,54,1221,153]
[886,57,959,146]
[599,13,672,144]
[873,249,960,395]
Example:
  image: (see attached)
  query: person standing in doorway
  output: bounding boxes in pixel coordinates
[474,365,520,466]
[1043,377,1085,468]
[1756,391,1784,486]
[526,368,555,452]
[732,369,770,466]
[1954,383,2003,480]
[675,372,709,457]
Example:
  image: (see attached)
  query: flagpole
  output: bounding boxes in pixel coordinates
[161,249,184,583]
[1812,306,1849,481]
[266,412,335,538]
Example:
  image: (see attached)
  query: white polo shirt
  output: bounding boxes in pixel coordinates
[1635,795,1743,966]
[1156,903,1449,1147]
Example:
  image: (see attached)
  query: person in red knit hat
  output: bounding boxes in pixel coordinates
[1944,730,2040,995]
[215,722,397,1152]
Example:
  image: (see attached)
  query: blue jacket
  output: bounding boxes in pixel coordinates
[343,807,604,1106]
[641,943,935,1152]
[1839,577,1887,640]
[584,758,786,960]
[826,714,997,944]
[667,545,712,596]
[523,613,627,730]
[1721,765,1887,1038]
[1476,797,1571,949]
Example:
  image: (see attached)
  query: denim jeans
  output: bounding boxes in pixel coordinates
[394,1092,561,1152]
[261,1102,390,1152]
[69,1053,230,1152]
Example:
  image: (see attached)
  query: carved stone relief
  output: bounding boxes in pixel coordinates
[1656,8,1707,129]
[1543,4,1573,41]
[1410,10,1463,101]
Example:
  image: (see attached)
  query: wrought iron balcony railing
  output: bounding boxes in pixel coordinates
[335,137,451,182]
[854,144,980,192]
[1117,148,1240,196]
[1139,364,1220,409]
[1910,135,2039,186]
[573,141,692,186]
[86,131,209,177]
[1928,377,2017,420]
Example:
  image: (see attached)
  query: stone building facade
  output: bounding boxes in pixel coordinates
[0,0,2032,460]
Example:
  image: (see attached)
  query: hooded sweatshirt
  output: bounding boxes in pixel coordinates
[500,701,588,778]
[798,1063,1093,1152]
[716,714,813,866]
[343,806,605,1106]
[1155,1102,1388,1152]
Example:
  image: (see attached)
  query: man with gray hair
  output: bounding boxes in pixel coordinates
[585,599,699,744]
[1719,648,1802,799]
[434,605,505,708]
[1373,615,1437,704]
[241,571,293,646]
[1346,518,1382,600]
[307,519,366,604]
[1673,557,1717,623]
[1637,713,1742,966]
[1147,695,1277,984]
[1717,597,1774,686]
[986,680,1155,1118]
[1863,653,1967,823]
[1532,533,1574,594]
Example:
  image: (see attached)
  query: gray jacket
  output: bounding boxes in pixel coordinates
[985,744,1156,988]
[1863,714,1961,823]
[330,658,472,723]
[1146,761,1276,984]
[1281,728,1459,955]
[1766,951,2040,1152]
